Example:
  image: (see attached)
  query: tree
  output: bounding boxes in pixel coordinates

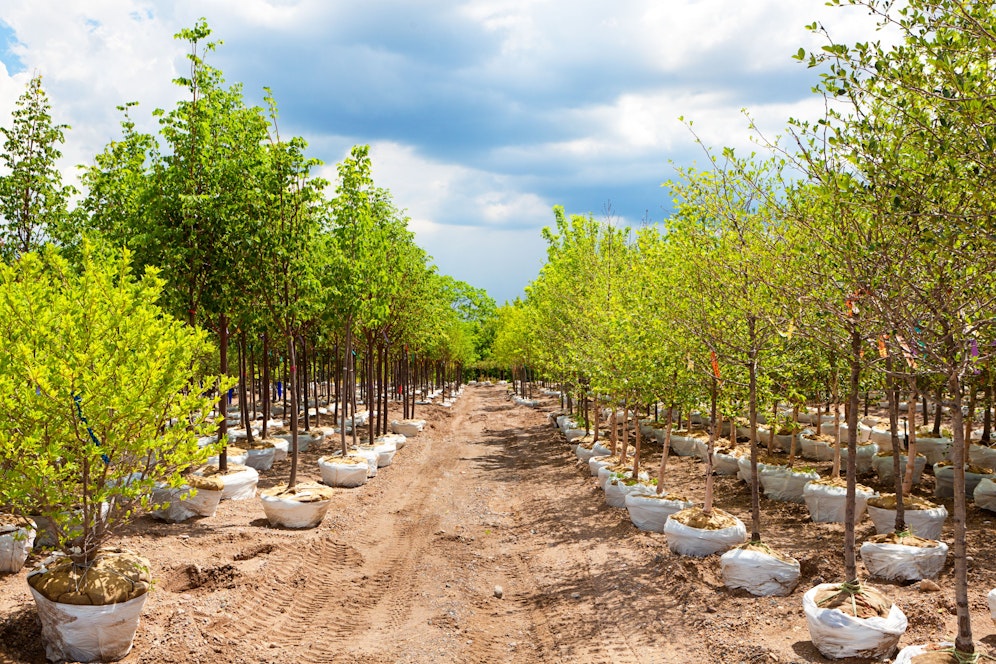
[0,244,223,566]
[0,74,74,261]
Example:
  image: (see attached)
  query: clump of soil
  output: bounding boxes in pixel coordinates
[644,492,689,502]
[261,482,335,503]
[320,454,367,466]
[223,446,247,457]
[814,582,893,619]
[712,438,738,453]
[868,493,938,511]
[803,433,837,443]
[810,476,873,493]
[875,449,925,459]
[246,439,276,450]
[28,548,151,605]
[671,506,738,530]
[866,531,939,548]
[909,645,963,663]
[935,461,994,475]
[193,463,249,478]
[185,474,225,491]
[735,540,796,564]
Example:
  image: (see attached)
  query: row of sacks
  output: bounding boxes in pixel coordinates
[511,394,540,407]
[148,419,430,525]
[562,411,989,661]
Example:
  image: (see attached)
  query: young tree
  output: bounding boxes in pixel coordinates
[0,244,222,565]
[0,75,74,261]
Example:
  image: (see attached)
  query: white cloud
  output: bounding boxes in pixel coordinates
[0,0,891,300]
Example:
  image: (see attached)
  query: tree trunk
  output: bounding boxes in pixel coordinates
[262,332,271,440]
[657,406,673,495]
[217,313,229,473]
[844,324,861,582]
[886,358,905,532]
[239,328,254,445]
[703,376,718,515]
[747,322,761,542]
[948,368,974,655]
[301,335,311,432]
[288,332,299,488]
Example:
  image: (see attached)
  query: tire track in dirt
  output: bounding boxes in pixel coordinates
[218,398,469,663]
[483,389,661,664]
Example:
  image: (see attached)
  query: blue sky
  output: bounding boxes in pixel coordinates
[0,1,878,304]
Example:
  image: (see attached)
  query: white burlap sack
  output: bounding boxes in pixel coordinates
[270,438,289,462]
[663,515,747,557]
[150,485,215,522]
[970,444,996,469]
[720,547,800,597]
[29,587,148,663]
[868,427,894,446]
[624,493,693,532]
[588,455,612,477]
[670,434,700,457]
[318,457,368,488]
[759,466,819,503]
[245,446,275,471]
[873,454,925,485]
[916,437,952,465]
[390,419,425,437]
[355,447,379,477]
[737,455,766,483]
[260,492,331,529]
[0,523,35,573]
[934,463,994,499]
[989,589,996,623]
[867,504,947,540]
[820,421,873,443]
[378,433,406,450]
[859,540,947,581]
[575,444,599,463]
[603,476,653,509]
[800,435,836,461]
[207,450,248,466]
[373,439,397,467]
[803,482,875,523]
[564,428,589,442]
[713,451,741,476]
[855,443,879,474]
[974,478,996,512]
[802,584,907,659]
[214,467,259,501]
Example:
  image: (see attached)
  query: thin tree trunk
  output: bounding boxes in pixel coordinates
[239,328,254,445]
[217,313,229,473]
[656,406,674,495]
[288,332,299,488]
[302,335,311,432]
[747,324,761,542]
[886,358,905,532]
[262,332,271,439]
[703,376,717,515]
[948,368,973,654]
[844,324,860,582]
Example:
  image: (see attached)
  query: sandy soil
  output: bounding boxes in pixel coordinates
[1,384,995,663]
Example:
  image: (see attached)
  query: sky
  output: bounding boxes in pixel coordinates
[0,0,881,305]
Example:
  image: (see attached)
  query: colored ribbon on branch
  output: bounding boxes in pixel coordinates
[73,392,109,464]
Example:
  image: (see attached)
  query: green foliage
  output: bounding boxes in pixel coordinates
[0,75,75,261]
[0,245,225,564]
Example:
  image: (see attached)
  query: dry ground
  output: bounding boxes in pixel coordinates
[1,384,995,663]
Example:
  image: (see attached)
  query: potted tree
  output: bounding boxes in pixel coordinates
[0,247,225,662]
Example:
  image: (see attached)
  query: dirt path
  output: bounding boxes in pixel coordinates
[3,384,996,663]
